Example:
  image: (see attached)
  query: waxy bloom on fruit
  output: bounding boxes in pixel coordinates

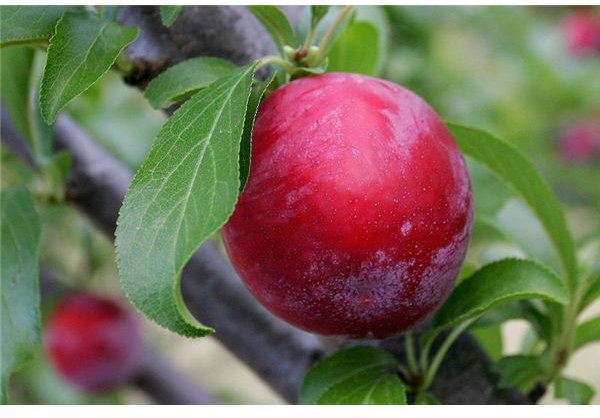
[223,73,473,339]
[45,293,143,393]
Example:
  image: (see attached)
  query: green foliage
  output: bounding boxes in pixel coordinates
[0,47,34,141]
[472,325,503,360]
[115,64,257,337]
[555,376,595,405]
[415,393,441,404]
[68,71,163,170]
[494,198,560,274]
[299,346,407,405]
[144,57,237,109]
[449,123,578,290]
[433,259,568,330]
[1,187,41,404]
[248,6,296,53]
[327,22,379,76]
[160,6,183,27]
[39,11,139,124]
[239,75,274,192]
[573,316,600,352]
[493,355,545,393]
[0,6,83,46]
[310,6,330,29]
[580,267,600,312]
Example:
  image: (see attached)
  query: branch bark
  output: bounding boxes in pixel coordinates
[0,5,531,405]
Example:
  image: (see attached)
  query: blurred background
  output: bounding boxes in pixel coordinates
[2,5,599,405]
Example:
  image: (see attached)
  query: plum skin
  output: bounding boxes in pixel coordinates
[45,293,143,393]
[222,73,473,339]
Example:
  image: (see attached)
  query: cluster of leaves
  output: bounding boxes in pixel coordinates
[1,5,599,406]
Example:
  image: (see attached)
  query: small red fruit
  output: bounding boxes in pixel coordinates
[564,9,600,56]
[223,73,473,339]
[45,292,143,393]
[558,119,600,163]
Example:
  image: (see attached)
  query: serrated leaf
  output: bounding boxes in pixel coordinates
[573,316,600,352]
[433,259,568,330]
[492,355,545,393]
[327,21,379,76]
[0,6,83,47]
[39,12,139,124]
[555,376,595,405]
[239,74,274,192]
[160,5,182,27]
[495,198,560,274]
[448,123,577,291]
[115,63,257,337]
[248,6,296,53]
[144,57,237,109]
[0,46,34,142]
[1,187,41,404]
[300,346,406,405]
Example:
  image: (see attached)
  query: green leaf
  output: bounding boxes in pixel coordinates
[144,57,237,109]
[0,46,34,142]
[311,6,330,29]
[0,6,83,47]
[115,63,257,337]
[37,151,72,202]
[39,12,139,124]
[495,198,560,274]
[248,6,296,53]
[299,346,406,405]
[555,376,595,405]
[573,316,600,352]
[160,5,183,27]
[327,21,379,76]
[448,123,578,290]
[239,74,274,192]
[433,259,569,330]
[580,265,600,312]
[472,325,503,360]
[492,355,545,393]
[1,187,41,404]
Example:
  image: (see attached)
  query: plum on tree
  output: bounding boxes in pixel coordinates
[564,8,600,56]
[558,119,600,163]
[45,293,143,393]
[223,73,473,339]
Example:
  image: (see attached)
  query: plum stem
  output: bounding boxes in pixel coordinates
[421,318,477,391]
[404,330,420,376]
[314,6,353,65]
